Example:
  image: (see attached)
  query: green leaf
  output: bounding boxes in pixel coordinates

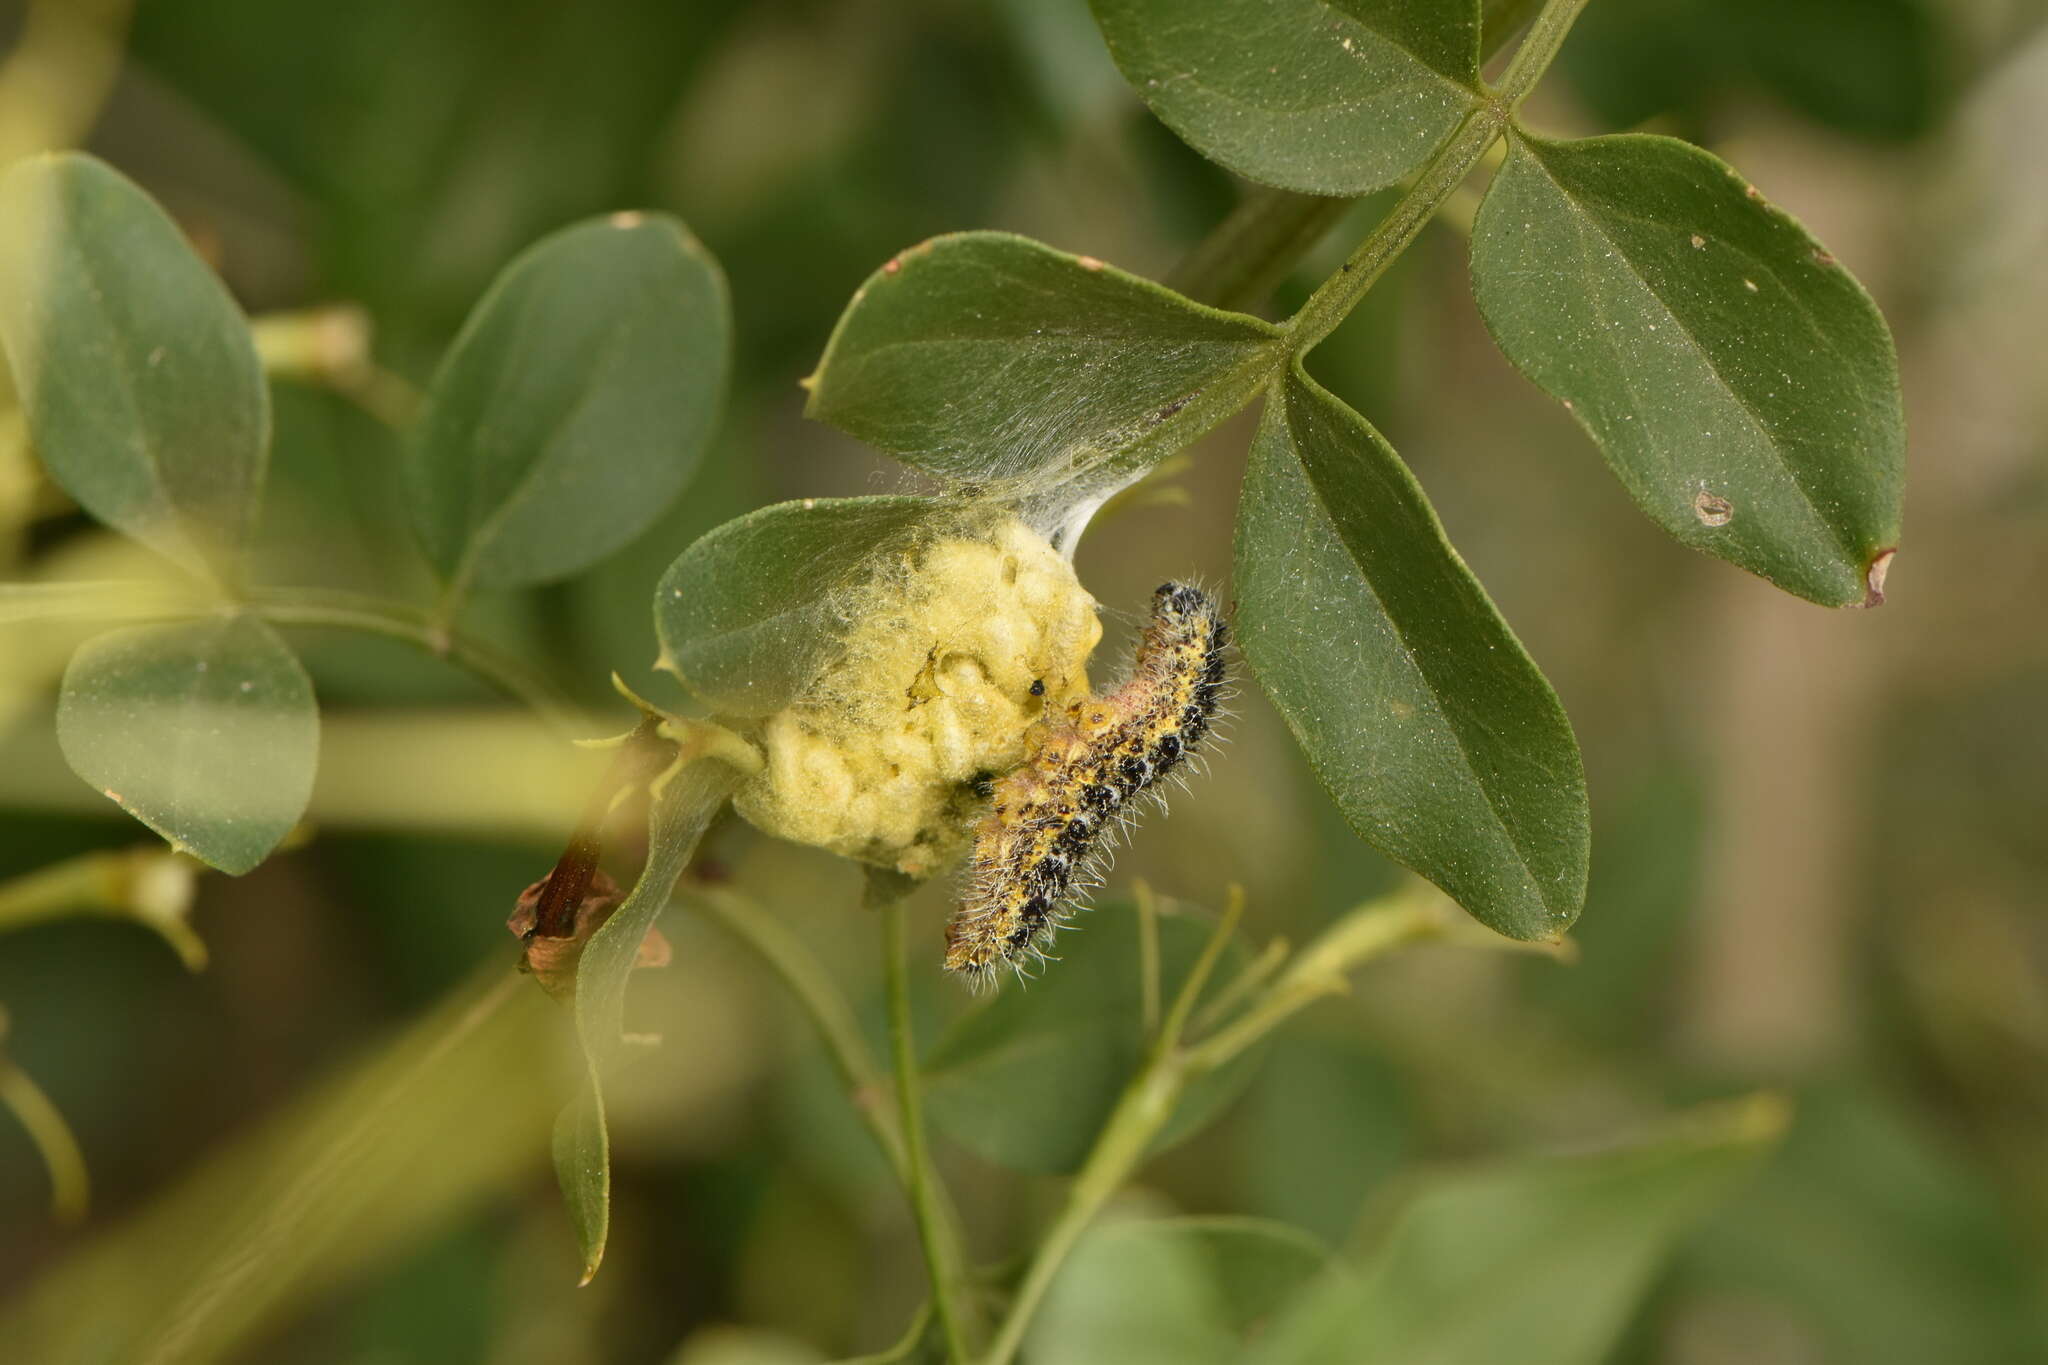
[922,903,1256,1174]
[409,212,730,605]
[1234,367,1587,940]
[1250,1095,1789,1365]
[554,757,734,1283]
[55,613,317,875]
[1089,0,1482,195]
[804,233,1281,521]
[0,153,270,579]
[1242,1037,1411,1243]
[654,495,941,717]
[1029,1216,1329,1365]
[1470,131,1904,607]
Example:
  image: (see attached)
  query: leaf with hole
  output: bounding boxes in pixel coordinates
[56,614,317,875]
[0,154,269,581]
[1234,366,1587,941]
[410,212,730,607]
[1470,131,1904,606]
[1090,0,1483,195]
[805,233,1282,528]
[923,904,1257,1174]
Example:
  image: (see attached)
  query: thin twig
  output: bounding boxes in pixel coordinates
[687,885,907,1176]
[880,886,976,1363]
[246,587,580,730]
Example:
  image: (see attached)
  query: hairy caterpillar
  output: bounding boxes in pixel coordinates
[945,581,1229,986]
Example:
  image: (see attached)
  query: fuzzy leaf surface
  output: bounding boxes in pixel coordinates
[653,495,942,717]
[1090,0,1482,194]
[805,233,1282,518]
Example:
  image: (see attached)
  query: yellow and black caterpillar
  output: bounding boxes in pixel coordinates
[945,581,1228,986]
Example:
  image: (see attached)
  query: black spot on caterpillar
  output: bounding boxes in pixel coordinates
[945,581,1229,986]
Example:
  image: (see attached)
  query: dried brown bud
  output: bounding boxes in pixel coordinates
[508,869,671,1001]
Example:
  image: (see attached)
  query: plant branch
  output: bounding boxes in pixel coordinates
[834,1298,934,1365]
[0,845,206,969]
[0,1046,88,1224]
[1494,0,1594,105]
[1155,887,1242,1053]
[1282,103,1506,353]
[1166,187,1353,310]
[880,882,976,1363]
[978,1054,1186,1365]
[245,587,580,729]
[1281,0,1589,351]
[1160,0,1563,314]
[977,887,1459,1365]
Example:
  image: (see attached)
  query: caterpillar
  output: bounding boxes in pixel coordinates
[945,581,1229,986]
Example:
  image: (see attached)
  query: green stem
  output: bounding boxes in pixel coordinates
[1493,0,1593,104]
[1134,882,1162,1037]
[0,1051,89,1224]
[980,1057,1189,1365]
[1281,0,1589,352]
[978,890,1452,1365]
[836,1298,935,1365]
[881,892,975,1364]
[689,886,907,1176]
[1155,890,1242,1053]
[1166,187,1353,310]
[0,845,205,969]
[1282,103,1506,353]
[245,587,578,729]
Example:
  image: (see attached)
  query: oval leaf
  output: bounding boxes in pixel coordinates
[805,233,1282,515]
[1234,368,1587,940]
[56,613,317,875]
[654,495,941,717]
[1251,1096,1788,1365]
[1090,0,1482,195]
[0,154,270,579]
[410,212,730,603]
[555,757,735,1283]
[1030,1216,1329,1365]
[1470,131,1904,607]
[923,904,1257,1173]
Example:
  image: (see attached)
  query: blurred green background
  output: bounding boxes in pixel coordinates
[1,0,2045,1361]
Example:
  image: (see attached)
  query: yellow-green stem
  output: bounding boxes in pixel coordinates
[246,588,579,731]
[0,1051,88,1223]
[689,887,907,1176]
[882,894,976,1363]
[978,1055,1189,1365]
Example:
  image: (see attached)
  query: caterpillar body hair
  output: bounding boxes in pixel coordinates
[945,581,1229,986]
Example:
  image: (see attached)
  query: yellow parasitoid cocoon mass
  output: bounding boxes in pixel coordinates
[732,515,1102,879]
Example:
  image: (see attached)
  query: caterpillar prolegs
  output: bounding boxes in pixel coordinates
[945,581,1229,986]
